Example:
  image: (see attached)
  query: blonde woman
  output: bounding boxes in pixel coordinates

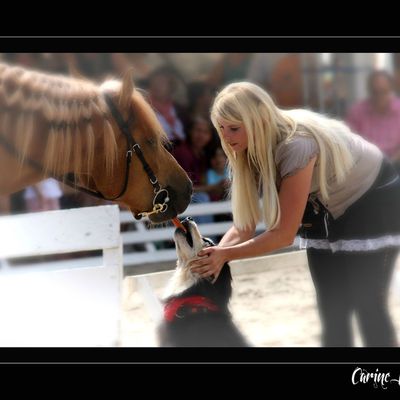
[190,82,400,347]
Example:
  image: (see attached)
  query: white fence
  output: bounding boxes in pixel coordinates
[0,200,299,274]
[120,200,251,267]
[0,205,122,346]
[1,202,399,347]
[119,200,302,270]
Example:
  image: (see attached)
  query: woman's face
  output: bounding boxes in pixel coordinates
[218,118,248,152]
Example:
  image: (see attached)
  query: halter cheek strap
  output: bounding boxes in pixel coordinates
[102,93,170,219]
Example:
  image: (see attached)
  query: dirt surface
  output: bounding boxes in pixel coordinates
[121,254,400,347]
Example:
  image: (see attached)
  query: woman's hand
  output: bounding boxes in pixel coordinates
[190,246,229,283]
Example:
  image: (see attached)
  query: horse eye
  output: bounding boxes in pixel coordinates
[146,138,156,147]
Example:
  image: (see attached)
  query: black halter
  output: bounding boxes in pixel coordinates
[101,93,170,219]
[0,92,170,220]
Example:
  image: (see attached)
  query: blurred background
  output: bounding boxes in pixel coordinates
[1,52,398,217]
[1,53,400,346]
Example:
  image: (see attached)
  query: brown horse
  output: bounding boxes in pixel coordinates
[0,62,192,223]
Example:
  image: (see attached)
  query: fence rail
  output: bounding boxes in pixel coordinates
[121,200,270,267]
[0,200,293,272]
[0,205,122,346]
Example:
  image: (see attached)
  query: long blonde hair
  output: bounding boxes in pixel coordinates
[210,82,355,230]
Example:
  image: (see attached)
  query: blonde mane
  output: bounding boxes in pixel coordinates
[0,62,164,184]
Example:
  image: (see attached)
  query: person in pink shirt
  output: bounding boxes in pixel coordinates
[347,70,400,169]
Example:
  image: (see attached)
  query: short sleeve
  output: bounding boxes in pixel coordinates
[275,136,319,179]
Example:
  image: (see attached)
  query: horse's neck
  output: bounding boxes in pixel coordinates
[0,146,42,195]
[0,64,107,196]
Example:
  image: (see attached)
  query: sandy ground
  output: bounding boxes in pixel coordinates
[120,252,400,347]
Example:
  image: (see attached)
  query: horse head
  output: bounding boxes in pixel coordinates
[0,63,192,223]
[92,70,193,222]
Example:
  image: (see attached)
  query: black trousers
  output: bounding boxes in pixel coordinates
[307,247,398,347]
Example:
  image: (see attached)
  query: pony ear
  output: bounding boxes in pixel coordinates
[118,68,135,113]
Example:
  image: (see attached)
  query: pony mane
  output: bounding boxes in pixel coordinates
[0,62,165,184]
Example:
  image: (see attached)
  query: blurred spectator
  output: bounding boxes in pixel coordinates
[172,116,218,224]
[127,53,158,87]
[146,66,187,147]
[24,178,62,213]
[247,53,286,87]
[70,53,114,81]
[247,53,304,108]
[207,53,253,90]
[207,146,233,231]
[59,183,107,210]
[39,53,71,74]
[206,146,230,202]
[183,81,215,128]
[346,70,400,170]
[187,81,215,118]
[3,53,41,68]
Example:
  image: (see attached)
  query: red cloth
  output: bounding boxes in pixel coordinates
[164,296,219,322]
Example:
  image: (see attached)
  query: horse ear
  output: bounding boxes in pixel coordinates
[118,68,135,112]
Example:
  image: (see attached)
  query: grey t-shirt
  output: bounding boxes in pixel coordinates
[274,132,383,219]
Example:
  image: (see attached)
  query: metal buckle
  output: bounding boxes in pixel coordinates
[153,188,169,204]
[127,143,141,158]
[137,203,168,218]
[136,188,170,218]
[153,203,168,214]
[132,143,140,153]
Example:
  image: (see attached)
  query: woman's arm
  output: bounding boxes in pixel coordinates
[191,156,316,278]
[226,156,316,260]
[218,224,256,247]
